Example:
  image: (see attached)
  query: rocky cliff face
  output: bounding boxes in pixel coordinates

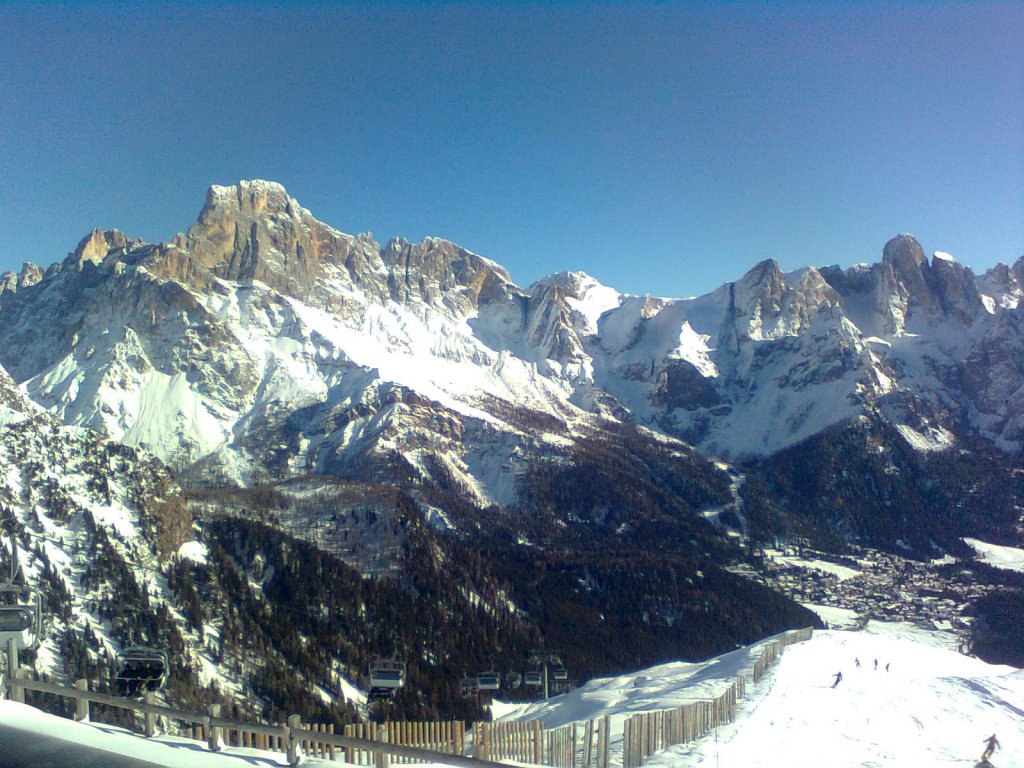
[0,180,1020,501]
[871,234,985,332]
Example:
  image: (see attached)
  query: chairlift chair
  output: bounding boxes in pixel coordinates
[476,670,501,691]
[506,671,522,689]
[114,646,169,696]
[0,590,41,650]
[459,675,478,698]
[0,528,42,652]
[552,665,568,682]
[524,669,543,687]
[368,658,407,689]
[368,687,395,704]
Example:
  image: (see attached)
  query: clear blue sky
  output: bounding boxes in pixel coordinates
[2,1,1021,298]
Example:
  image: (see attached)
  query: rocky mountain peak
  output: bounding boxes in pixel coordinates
[740,258,785,285]
[876,233,935,332]
[525,271,623,348]
[978,257,1024,311]
[182,179,328,294]
[17,262,43,289]
[197,180,304,223]
[882,233,928,272]
[929,250,981,323]
[380,235,515,312]
[535,270,596,296]
[0,262,45,296]
[177,181,514,314]
[71,228,138,270]
[730,260,839,341]
[875,234,984,330]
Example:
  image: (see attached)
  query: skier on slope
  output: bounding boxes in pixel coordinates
[831,671,842,688]
[981,733,999,762]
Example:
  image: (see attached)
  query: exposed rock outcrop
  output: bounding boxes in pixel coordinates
[0,180,1021,494]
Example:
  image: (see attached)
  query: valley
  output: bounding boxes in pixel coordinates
[0,180,1020,730]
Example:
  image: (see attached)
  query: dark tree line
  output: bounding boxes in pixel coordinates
[749,418,1024,556]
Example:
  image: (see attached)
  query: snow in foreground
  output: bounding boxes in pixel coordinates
[498,624,1023,768]
[1,625,1021,767]
[654,626,1023,768]
[0,698,289,766]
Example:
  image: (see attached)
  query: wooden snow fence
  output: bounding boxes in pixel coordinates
[621,681,742,768]
[472,720,542,763]
[621,627,814,768]
[344,721,467,764]
[751,641,780,683]
[4,626,814,768]
[471,716,611,768]
[1,672,498,768]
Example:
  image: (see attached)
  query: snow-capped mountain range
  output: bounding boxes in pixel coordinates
[0,180,1020,507]
[2,179,1022,727]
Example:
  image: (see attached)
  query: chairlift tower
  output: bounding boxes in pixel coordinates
[527,650,566,701]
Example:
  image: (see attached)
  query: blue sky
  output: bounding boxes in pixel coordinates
[2,1,1021,298]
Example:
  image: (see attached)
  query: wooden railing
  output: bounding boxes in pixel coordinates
[1,669,501,768]
[344,720,467,764]
[620,627,814,768]
[3,627,814,768]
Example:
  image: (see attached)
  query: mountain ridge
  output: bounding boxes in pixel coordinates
[1,179,1021,727]
[1,178,1021,529]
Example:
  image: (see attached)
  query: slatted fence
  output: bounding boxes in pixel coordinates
[344,720,467,764]
[471,720,544,763]
[1,670,493,768]
[620,627,813,768]
[4,627,813,768]
[622,680,742,768]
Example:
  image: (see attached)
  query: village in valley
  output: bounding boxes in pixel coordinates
[730,544,1012,650]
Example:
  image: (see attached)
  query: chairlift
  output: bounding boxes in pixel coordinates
[0,594,40,650]
[368,687,395,704]
[524,669,543,687]
[459,675,478,698]
[0,531,42,651]
[476,670,501,691]
[552,665,568,682]
[368,658,407,690]
[114,646,169,696]
[368,657,406,702]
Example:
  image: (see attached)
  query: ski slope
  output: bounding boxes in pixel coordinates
[659,625,1024,767]
[499,624,1022,768]
[0,625,1020,767]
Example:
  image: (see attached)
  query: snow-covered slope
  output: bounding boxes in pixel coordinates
[0,181,1021,501]
[963,537,1024,573]
[498,625,1024,768]
[0,364,380,722]
[0,363,204,689]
